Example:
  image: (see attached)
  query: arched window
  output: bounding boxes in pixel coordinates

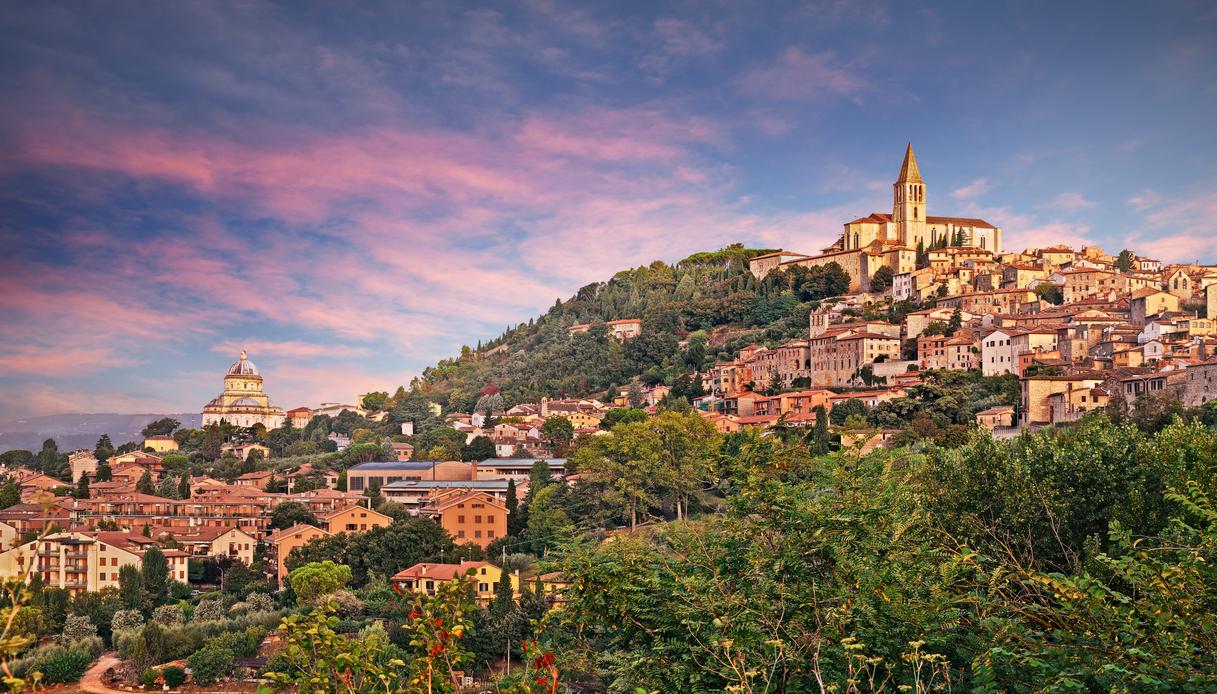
[853,233,859,248]
[914,207,919,220]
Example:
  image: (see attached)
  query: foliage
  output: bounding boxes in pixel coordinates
[59,614,96,643]
[111,608,143,634]
[286,518,453,587]
[161,664,186,687]
[141,547,170,609]
[187,644,235,686]
[246,592,275,613]
[192,597,226,622]
[289,561,352,604]
[271,501,319,530]
[7,636,102,686]
[264,604,406,693]
[152,603,185,627]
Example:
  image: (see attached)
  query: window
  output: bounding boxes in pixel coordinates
[475,530,482,538]
[457,515,465,523]
[479,583,489,592]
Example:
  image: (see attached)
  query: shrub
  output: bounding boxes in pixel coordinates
[60,614,97,643]
[322,589,364,618]
[192,597,226,622]
[152,603,185,627]
[140,669,160,687]
[187,645,234,686]
[161,664,187,688]
[211,626,266,658]
[246,592,274,613]
[7,636,103,685]
[111,608,144,635]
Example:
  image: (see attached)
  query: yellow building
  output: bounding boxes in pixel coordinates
[391,560,519,605]
[143,435,179,453]
[202,350,286,429]
[318,505,394,534]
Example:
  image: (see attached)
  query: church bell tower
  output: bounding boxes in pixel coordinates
[892,143,927,249]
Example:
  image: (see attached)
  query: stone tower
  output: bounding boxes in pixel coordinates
[892,143,928,250]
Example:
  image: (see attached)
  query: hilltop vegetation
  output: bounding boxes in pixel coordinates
[414,244,850,408]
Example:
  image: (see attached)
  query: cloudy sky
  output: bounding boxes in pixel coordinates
[1,1,1215,418]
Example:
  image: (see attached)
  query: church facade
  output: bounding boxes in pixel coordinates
[201,350,286,429]
[750,144,1002,292]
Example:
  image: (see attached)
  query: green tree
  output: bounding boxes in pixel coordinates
[541,416,575,453]
[288,561,352,604]
[93,462,112,482]
[177,474,190,499]
[118,565,142,610]
[0,483,21,509]
[271,501,319,530]
[140,418,181,438]
[140,546,169,609]
[505,478,524,536]
[365,479,383,509]
[810,405,831,455]
[1114,248,1135,272]
[135,471,154,495]
[870,265,894,292]
[93,434,114,463]
[460,435,495,462]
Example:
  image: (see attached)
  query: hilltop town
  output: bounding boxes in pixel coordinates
[0,146,1215,690]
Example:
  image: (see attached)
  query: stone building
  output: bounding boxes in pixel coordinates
[201,350,286,429]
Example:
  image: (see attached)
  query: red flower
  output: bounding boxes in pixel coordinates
[434,618,443,627]
[407,611,420,620]
[537,676,547,686]
[430,645,444,656]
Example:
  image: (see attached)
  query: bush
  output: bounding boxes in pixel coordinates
[60,613,97,643]
[162,664,187,688]
[115,610,288,667]
[111,608,144,635]
[140,669,160,687]
[152,603,185,627]
[7,636,103,685]
[246,592,275,613]
[211,626,266,658]
[187,645,234,686]
[192,597,226,622]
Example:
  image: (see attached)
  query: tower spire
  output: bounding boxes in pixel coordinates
[897,142,922,183]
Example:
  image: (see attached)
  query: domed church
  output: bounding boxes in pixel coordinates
[201,350,286,429]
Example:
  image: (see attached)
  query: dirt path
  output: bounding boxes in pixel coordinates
[77,651,124,694]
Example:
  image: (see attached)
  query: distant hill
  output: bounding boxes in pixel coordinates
[0,412,197,453]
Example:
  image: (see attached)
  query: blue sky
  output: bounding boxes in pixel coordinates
[1,1,1215,417]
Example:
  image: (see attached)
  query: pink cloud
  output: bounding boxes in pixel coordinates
[950,177,989,200]
[735,48,867,103]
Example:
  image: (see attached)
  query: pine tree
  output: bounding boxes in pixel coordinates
[141,545,169,608]
[178,474,190,499]
[94,462,112,482]
[810,405,831,456]
[75,472,90,499]
[506,478,523,536]
[94,434,114,463]
[136,471,155,495]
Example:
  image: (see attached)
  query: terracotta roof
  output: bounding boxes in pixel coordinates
[392,561,490,582]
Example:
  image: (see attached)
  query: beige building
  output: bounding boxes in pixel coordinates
[1129,288,1181,326]
[976,405,1016,431]
[68,451,98,482]
[268,523,332,587]
[751,145,1000,293]
[808,330,901,387]
[202,350,286,429]
[143,435,179,453]
[1020,374,1108,426]
[0,531,188,594]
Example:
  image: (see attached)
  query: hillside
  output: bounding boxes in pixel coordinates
[412,244,851,409]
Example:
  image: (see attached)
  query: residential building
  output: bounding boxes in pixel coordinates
[268,523,331,586]
[143,435,179,453]
[975,405,1015,431]
[318,505,394,534]
[420,491,507,548]
[391,561,518,605]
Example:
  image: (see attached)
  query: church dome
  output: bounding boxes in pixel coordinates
[232,397,260,407]
[227,349,260,376]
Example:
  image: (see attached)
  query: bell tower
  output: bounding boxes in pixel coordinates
[892,143,927,249]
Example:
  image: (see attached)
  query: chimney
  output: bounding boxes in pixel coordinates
[420,565,427,575]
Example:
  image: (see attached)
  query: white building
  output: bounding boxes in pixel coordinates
[201,351,286,429]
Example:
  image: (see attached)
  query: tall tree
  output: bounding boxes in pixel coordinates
[136,471,155,495]
[75,471,90,499]
[94,462,112,482]
[505,478,524,537]
[178,474,190,499]
[540,416,574,454]
[94,434,115,463]
[118,564,143,610]
[810,405,831,455]
[141,546,170,609]
[1114,248,1135,272]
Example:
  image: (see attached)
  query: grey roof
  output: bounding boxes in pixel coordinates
[477,458,566,467]
[383,479,512,490]
[348,461,438,472]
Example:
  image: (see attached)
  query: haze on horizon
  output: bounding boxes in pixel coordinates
[1,1,1215,419]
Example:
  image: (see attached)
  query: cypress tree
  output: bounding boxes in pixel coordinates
[505,479,523,536]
